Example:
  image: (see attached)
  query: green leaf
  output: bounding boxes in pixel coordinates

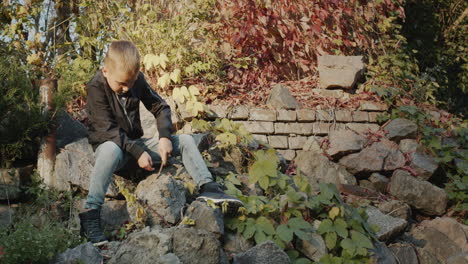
[334,218,348,238]
[256,217,275,235]
[294,258,312,264]
[258,175,269,190]
[351,230,373,249]
[276,224,293,243]
[294,229,310,241]
[329,207,340,220]
[325,232,337,249]
[254,230,268,244]
[243,222,255,239]
[288,217,312,230]
[317,219,333,234]
[340,238,355,256]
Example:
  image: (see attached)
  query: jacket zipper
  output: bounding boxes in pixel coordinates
[115,93,133,131]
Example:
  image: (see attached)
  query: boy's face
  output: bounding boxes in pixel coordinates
[102,66,138,95]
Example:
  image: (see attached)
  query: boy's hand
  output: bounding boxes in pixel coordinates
[159,137,173,166]
[138,151,154,171]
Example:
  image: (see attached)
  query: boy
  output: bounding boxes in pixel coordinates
[79,40,243,245]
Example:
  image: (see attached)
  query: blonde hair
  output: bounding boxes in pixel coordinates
[104,40,140,74]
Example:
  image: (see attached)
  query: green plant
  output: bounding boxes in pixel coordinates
[0,218,84,264]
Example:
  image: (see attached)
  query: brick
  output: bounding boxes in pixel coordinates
[277,109,296,121]
[352,111,369,122]
[275,122,314,135]
[236,121,274,134]
[335,109,353,122]
[208,105,227,119]
[268,135,289,149]
[311,89,345,98]
[288,136,308,149]
[359,101,388,111]
[316,109,334,121]
[277,149,296,161]
[228,106,249,120]
[313,122,335,135]
[346,123,380,133]
[252,134,268,143]
[297,109,316,121]
[368,112,381,123]
[249,108,277,121]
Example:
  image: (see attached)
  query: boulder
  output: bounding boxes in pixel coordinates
[370,242,398,264]
[366,206,408,241]
[326,130,367,159]
[296,232,327,261]
[419,217,468,251]
[223,231,254,255]
[415,247,442,264]
[318,55,364,89]
[410,152,439,180]
[52,242,102,264]
[359,173,389,193]
[172,227,222,264]
[302,136,323,153]
[339,139,405,175]
[56,110,88,148]
[377,200,411,220]
[0,165,33,201]
[389,170,447,215]
[72,199,131,232]
[447,252,468,264]
[266,84,300,110]
[184,201,224,238]
[388,243,418,264]
[51,138,121,196]
[109,227,173,264]
[0,204,14,228]
[399,139,419,153]
[135,173,186,225]
[383,118,418,142]
[295,151,356,190]
[233,241,290,264]
[411,226,463,263]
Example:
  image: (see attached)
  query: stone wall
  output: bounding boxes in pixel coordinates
[206,101,388,160]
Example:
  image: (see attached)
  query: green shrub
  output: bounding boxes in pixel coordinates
[0,219,84,264]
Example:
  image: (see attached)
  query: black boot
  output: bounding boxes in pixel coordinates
[79,209,108,246]
[197,181,244,216]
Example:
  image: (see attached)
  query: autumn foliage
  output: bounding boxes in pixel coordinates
[215,0,405,89]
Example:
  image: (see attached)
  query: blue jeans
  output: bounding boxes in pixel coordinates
[85,134,213,210]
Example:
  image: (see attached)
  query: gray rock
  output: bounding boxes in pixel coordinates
[109,227,173,264]
[370,242,398,264]
[296,232,327,261]
[318,55,364,89]
[223,231,254,255]
[233,241,290,264]
[384,118,418,142]
[366,206,408,241]
[51,138,120,196]
[419,217,468,251]
[415,247,441,264]
[56,110,88,148]
[135,173,186,225]
[172,227,222,264]
[388,243,418,264]
[184,201,224,238]
[295,151,356,191]
[389,170,447,215]
[410,152,439,180]
[52,242,102,264]
[399,139,419,153]
[158,253,181,264]
[266,84,300,110]
[72,199,131,232]
[0,165,33,201]
[447,252,468,264]
[411,226,463,263]
[339,139,405,175]
[359,173,389,193]
[0,204,14,228]
[326,130,367,159]
[140,102,159,138]
[302,136,323,153]
[377,200,411,220]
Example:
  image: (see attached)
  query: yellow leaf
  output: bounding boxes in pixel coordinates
[188,85,200,96]
[184,182,196,195]
[158,53,169,69]
[170,68,181,84]
[180,217,196,226]
[329,207,340,220]
[26,53,41,65]
[157,72,171,88]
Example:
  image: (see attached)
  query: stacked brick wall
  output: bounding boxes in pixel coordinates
[207,101,388,160]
